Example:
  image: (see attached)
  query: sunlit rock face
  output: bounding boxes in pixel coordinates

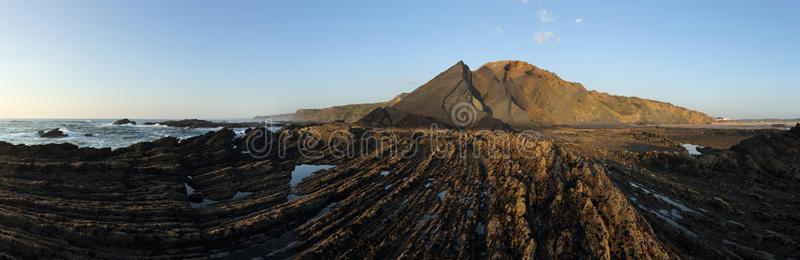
[364,60,713,128]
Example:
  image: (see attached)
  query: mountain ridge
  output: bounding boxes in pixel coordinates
[256,60,713,127]
[360,60,712,128]
[254,93,409,122]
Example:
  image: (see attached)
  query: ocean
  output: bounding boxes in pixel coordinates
[0,119,269,149]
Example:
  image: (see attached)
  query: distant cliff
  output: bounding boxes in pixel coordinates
[254,93,408,122]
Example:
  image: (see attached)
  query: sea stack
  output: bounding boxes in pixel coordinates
[38,128,68,138]
[112,119,136,125]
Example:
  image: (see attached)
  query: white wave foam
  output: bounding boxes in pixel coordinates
[130,123,167,128]
[7,132,39,138]
[101,122,167,128]
[59,129,88,138]
[3,129,88,139]
[195,126,224,132]
[234,129,247,138]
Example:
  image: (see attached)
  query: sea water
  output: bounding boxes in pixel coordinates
[287,164,336,201]
[0,119,274,149]
[681,144,703,155]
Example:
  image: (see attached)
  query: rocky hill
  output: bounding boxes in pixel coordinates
[255,93,408,122]
[360,61,712,128]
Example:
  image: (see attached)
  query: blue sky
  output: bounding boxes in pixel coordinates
[0,0,797,119]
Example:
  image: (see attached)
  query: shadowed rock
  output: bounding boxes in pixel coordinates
[38,128,67,138]
[112,119,136,125]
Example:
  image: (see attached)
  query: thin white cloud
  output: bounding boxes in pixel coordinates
[537,9,555,23]
[533,30,554,43]
[575,18,583,24]
[556,37,562,43]
[519,0,528,3]
[493,26,504,34]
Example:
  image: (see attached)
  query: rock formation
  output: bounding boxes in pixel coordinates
[731,123,800,179]
[356,106,437,128]
[257,61,711,127]
[360,61,713,128]
[37,128,67,138]
[112,119,136,125]
[557,125,800,259]
[0,125,669,258]
[481,61,712,125]
[0,124,797,258]
[255,93,409,122]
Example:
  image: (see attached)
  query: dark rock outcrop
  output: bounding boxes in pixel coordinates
[791,123,800,136]
[37,128,67,138]
[560,125,800,258]
[731,123,800,179]
[112,118,136,125]
[391,61,495,128]
[356,106,436,128]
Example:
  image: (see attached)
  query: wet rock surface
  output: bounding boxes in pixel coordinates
[0,124,797,258]
[112,119,136,125]
[558,124,800,259]
[731,123,800,180]
[37,128,68,138]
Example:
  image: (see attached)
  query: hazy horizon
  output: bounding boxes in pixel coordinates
[1,0,798,119]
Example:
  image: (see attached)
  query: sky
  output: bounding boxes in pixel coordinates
[0,0,798,119]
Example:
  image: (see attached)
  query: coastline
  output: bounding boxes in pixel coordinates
[0,123,797,258]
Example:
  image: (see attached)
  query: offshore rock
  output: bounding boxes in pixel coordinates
[37,128,67,138]
[112,118,136,125]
